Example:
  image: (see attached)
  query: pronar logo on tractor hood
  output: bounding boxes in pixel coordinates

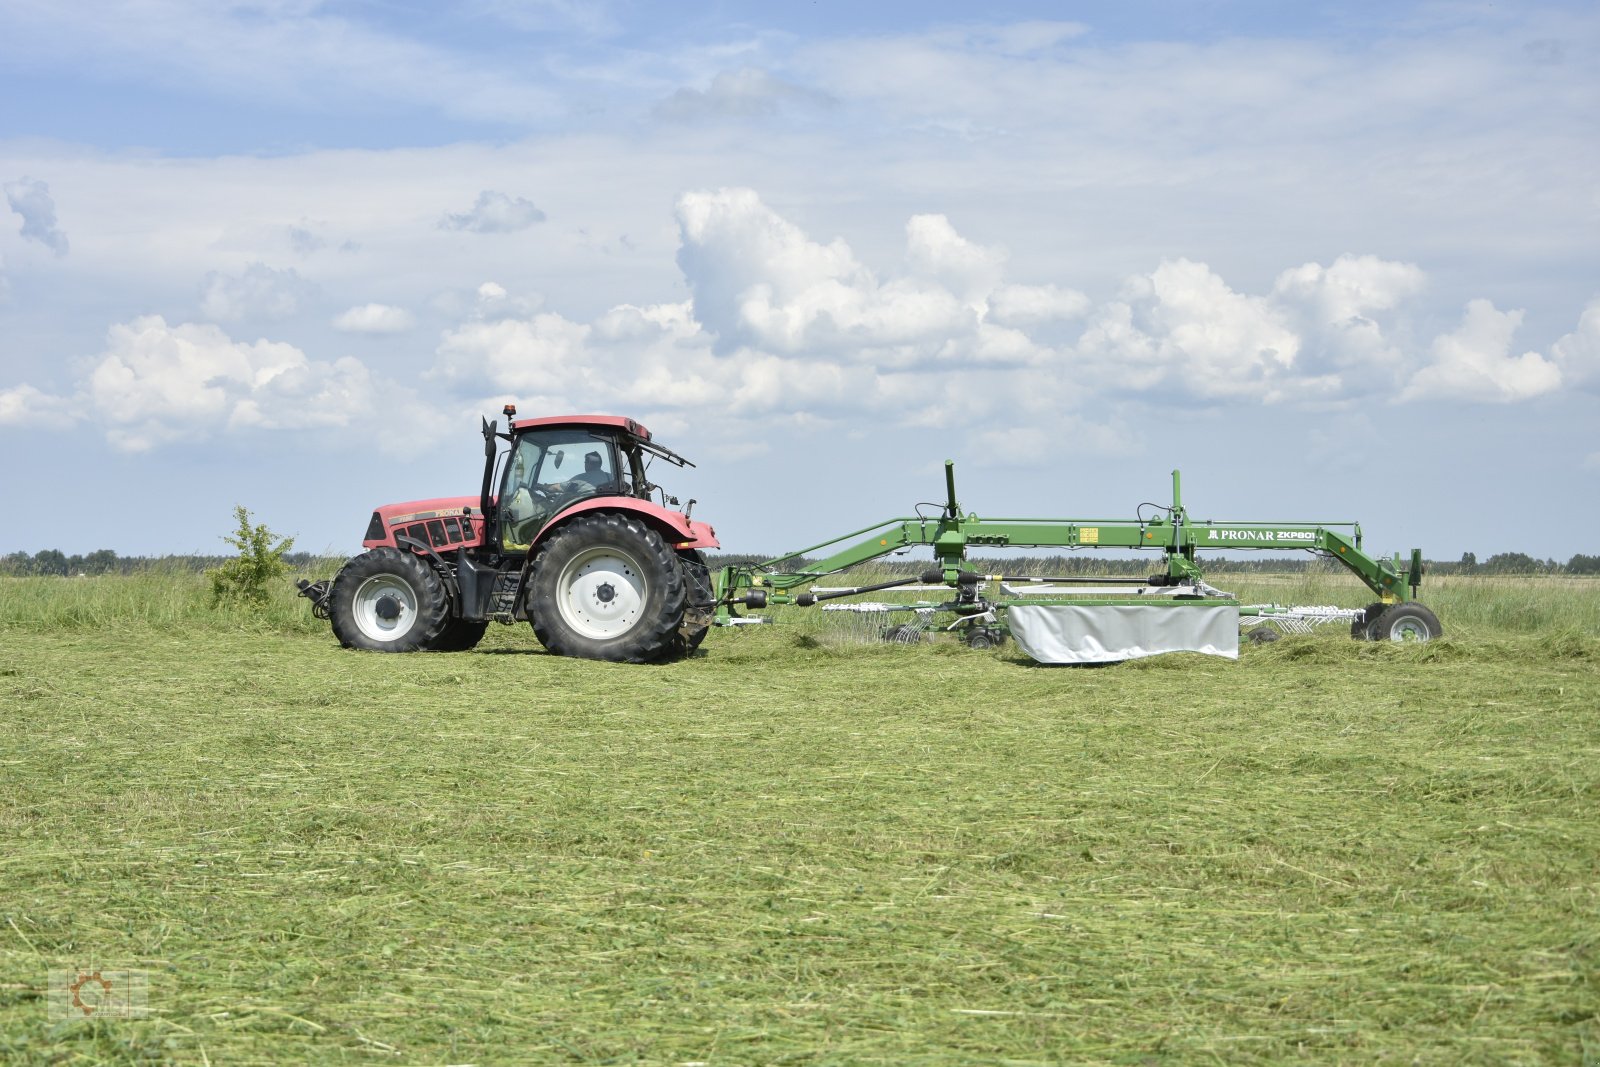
[1206,528,1315,542]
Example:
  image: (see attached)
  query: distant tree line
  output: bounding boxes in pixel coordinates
[0,550,333,577]
[4,548,1598,577]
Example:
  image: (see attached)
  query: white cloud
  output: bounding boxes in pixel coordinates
[441,191,547,234]
[905,213,1005,299]
[0,384,72,426]
[654,68,834,121]
[675,188,981,363]
[1076,258,1316,402]
[1403,299,1562,403]
[1551,296,1600,390]
[74,316,419,451]
[1270,254,1426,387]
[200,263,316,322]
[4,177,69,255]
[435,311,591,395]
[434,191,1589,438]
[987,283,1090,327]
[85,316,345,449]
[3,313,444,452]
[332,303,416,334]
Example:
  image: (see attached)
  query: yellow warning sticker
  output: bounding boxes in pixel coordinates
[1081,527,1099,544]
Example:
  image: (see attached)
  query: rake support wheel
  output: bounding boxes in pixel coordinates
[1366,602,1443,643]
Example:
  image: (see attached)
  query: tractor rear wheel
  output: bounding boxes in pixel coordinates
[527,513,687,663]
[427,618,489,652]
[1367,602,1442,643]
[667,549,714,657]
[329,547,451,652]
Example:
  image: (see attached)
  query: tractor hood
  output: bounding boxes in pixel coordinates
[363,495,718,553]
[364,496,485,550]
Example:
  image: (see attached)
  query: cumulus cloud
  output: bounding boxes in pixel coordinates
[4,177,69,255]
[0,384,72,426]
[987,283,1090,327]
[1402,299,1562,403]
[432,189,1590,438]
[200,263,316,321]
[675,188,989,364]
[1270,254,1426,388]
[333,303,416,334]
[4,315,442,452]
[1551,296,1600,390]
[1075,259,1320,402]
[22,188,1587,458]
[654,68,834,122]
[905,213,1005,299]
[81,316,385,450]
[440,191,547,234]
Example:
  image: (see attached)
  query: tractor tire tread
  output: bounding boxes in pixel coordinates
[527,513,687,663]
[328,547,452,652]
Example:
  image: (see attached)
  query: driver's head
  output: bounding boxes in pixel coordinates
[585,451,602,473]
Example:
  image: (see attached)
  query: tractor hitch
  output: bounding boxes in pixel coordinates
[296,578,333,620]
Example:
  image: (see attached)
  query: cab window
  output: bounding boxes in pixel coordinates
[498,431,621,550]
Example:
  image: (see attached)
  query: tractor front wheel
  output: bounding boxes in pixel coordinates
[329,547,451,652]
[528,514,687,663]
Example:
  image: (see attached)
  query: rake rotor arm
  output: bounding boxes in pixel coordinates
[710,466,1429,623]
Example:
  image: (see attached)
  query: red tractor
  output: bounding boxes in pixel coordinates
[298,407,719,662]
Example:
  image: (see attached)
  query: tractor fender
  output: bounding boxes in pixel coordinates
[529,498,719,553]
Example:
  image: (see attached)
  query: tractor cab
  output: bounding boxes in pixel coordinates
[498,427,637,550]
[487,412,693,554]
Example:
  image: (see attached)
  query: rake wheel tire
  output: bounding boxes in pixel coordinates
[1367,602,1442,643]
[1352,601,1387,640]
[882,624,923,645]
[528,513,687,663]
[329,547,451,652]
[966,626,999,650]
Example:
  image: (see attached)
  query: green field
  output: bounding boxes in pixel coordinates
[2,572,1597,1064]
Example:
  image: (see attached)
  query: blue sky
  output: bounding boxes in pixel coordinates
[1,0,1597,562]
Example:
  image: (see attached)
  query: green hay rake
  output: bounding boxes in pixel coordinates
[714,465,1440,663]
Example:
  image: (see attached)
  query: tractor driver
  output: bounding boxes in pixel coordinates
[569,450,612,490]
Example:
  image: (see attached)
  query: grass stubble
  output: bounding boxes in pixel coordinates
[0,572,1597,1064]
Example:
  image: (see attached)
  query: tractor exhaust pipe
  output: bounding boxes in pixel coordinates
[478,415,500,528]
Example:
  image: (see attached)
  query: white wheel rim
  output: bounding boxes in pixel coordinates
[556,546,648,640]
[1388,619,1430,642]
[352,574,418,642]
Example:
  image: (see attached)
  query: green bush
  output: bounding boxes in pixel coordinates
[208,505,295,607]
